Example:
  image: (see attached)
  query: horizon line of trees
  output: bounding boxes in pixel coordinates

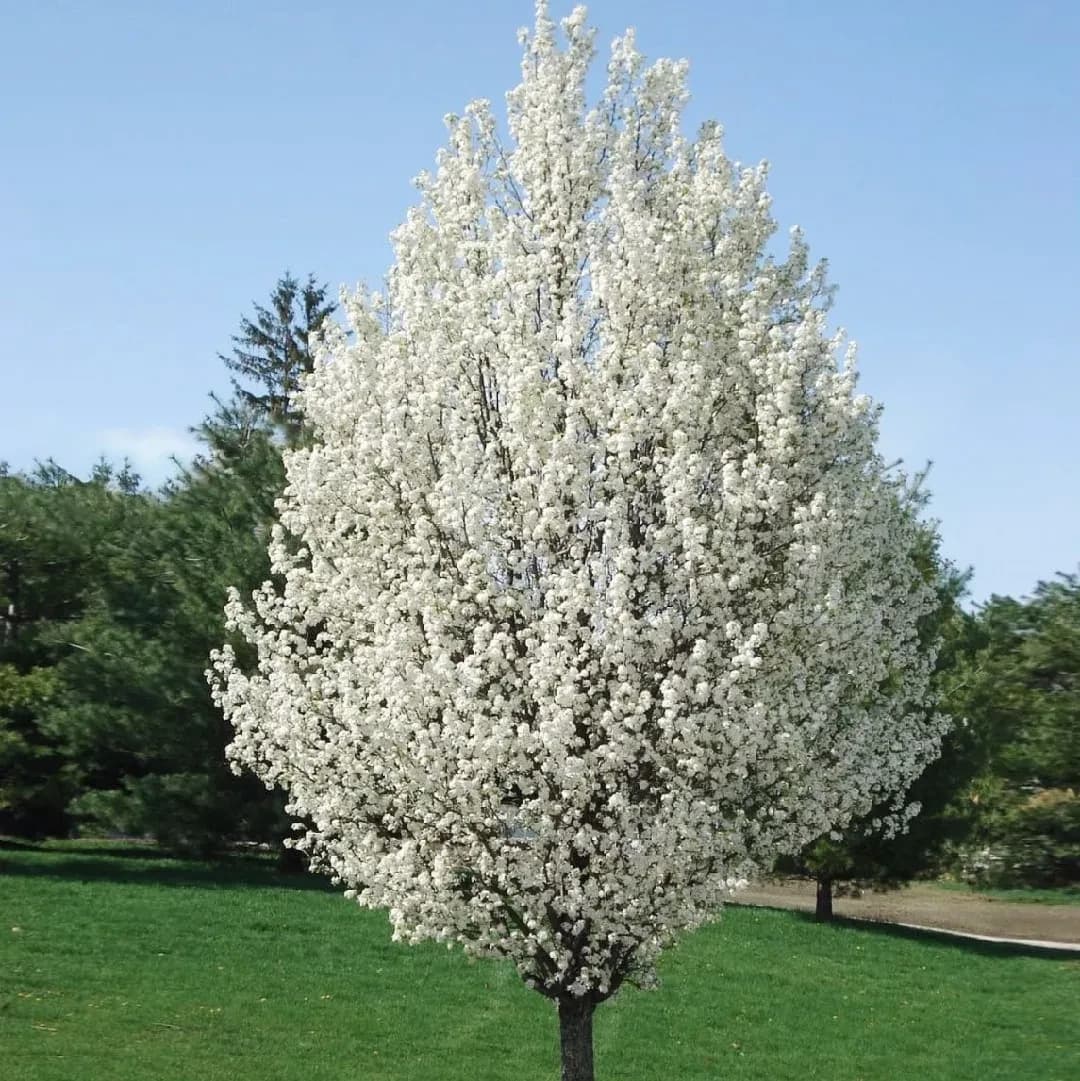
[0,273,331,864]
[1,273,1076,899]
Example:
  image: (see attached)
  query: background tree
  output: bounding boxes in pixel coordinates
[1,274,336,855]
[0,663,60,833]
[212,10,946,1080]
[221,272,335,439]
[950,575,1080,885]
[48,420,283,857]
[53,269,334,856]
[0,459,146,836]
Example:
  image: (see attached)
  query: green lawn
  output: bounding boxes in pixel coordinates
[1,843,1076,1081]
[932,879,1080,906]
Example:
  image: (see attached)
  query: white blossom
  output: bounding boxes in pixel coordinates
[210,3,944,1004]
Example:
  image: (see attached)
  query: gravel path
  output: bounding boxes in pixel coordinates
[733,880,1080,949]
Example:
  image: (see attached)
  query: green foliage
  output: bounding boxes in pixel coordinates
[34,405,290,855]
[0,665,63,824]
[2,844,1076,1081]
[220,272,335,439]
[952,575,1080,885]
[934,880,1080,906]
[0,461,149,835]
[0,273,335,854]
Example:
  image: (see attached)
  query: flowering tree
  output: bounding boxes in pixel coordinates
[210,6,946,1079]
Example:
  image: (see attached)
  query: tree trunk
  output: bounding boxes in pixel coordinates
[558,995,596,1081]
[277,844,307,874]
[816,876,834,921]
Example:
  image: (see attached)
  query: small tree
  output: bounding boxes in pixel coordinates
[211,8,945,1078]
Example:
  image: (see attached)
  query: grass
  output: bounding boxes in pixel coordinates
[932,879,1080,906]
[1,843,1077,1081]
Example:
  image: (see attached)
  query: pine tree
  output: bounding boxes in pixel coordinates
[0,461,153,836]
[220,273,336,438]
[953,575,1080,885]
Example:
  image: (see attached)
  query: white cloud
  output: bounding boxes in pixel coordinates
[98,426,199,482]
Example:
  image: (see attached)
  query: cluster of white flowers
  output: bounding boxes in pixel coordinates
[210,3,945,1002]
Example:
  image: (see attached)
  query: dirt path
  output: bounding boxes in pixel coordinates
[734,880,1080,947]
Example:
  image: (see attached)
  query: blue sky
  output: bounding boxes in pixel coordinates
[2,1,1077,604]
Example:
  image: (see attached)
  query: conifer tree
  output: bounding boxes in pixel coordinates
[221,273,336,438]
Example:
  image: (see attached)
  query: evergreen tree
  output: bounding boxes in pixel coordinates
[62,274,333,856]
[25,406,288,855]
[0,460,150,836]
[953,575,1080,885]
[0,273,334,851]
[220,273,336,438]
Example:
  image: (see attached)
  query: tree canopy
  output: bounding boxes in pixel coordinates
[0,274,334,856]
[951,575,1080,885]
[211,9,946,1079]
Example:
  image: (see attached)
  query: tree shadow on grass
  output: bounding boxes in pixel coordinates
[0,837,39,851]
[761,903,1080,960]
[0,843,337,893]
